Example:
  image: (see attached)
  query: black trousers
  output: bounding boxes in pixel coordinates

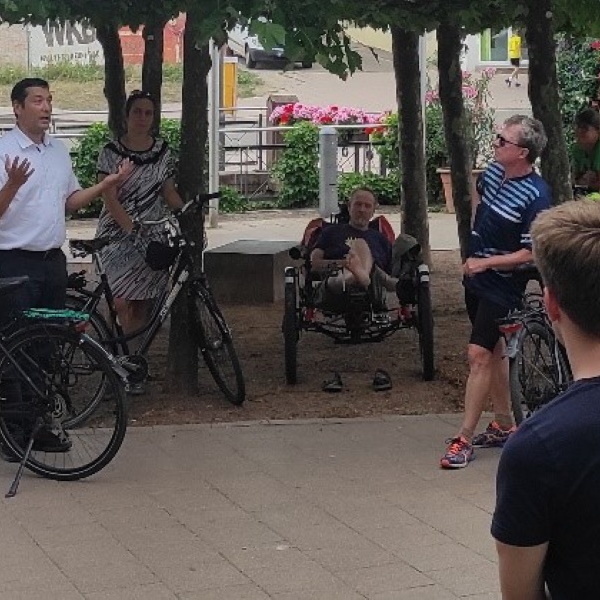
[0,248,67,326]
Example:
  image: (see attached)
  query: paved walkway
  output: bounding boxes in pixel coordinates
[0,413,502,599]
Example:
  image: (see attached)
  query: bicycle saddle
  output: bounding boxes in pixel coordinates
[69,237,111,255]
[0,276,29,297]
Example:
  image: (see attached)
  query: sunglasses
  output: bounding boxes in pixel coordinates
[496,133,525,148]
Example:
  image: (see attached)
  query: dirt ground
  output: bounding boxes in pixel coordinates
[128,249,470,426]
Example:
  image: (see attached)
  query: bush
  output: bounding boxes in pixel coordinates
[337,171,400,205]
[272,121,319,208]
[219,186,247,212]
[556,35,600,147]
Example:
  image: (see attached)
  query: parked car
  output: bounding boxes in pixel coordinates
[227,23,313,69]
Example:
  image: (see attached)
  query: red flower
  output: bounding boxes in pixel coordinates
[591,40,600,50]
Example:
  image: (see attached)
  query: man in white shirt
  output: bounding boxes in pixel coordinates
[0,77,131,317]
[0,78,131,458]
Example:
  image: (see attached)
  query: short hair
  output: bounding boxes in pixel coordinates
[11,78,49,104]
[348,187,377,205]
[574,108,600,131]
[531,200,600,337]
[125,89,156,116]
[504,114,547,164]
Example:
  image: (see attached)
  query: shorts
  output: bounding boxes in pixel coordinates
[510,58,520,67]
[464,289,512,352]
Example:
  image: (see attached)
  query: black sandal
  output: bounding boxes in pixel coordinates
[372,369,392,392]
[322,372,343,393]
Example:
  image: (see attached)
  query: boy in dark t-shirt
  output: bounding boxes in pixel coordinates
[492,201,600,598]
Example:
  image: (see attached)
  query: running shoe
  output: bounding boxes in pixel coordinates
[440,436,474,469]
[472,421,516,448]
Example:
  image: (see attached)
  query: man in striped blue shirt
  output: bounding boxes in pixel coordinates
[441,115,552,469]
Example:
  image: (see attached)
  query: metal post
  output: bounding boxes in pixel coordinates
[319,127,339,218]
[208,40,221,228]
[419,34,427,155]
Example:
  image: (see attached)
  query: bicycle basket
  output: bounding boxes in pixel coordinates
[145,240,179,271]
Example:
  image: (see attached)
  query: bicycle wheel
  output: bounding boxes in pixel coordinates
[416,268,435,381]
[509,319,570,424]
[283,269,299,384]
[0,324,127,481]
[190,283,245,405]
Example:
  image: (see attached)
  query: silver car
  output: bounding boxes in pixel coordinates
[227,23,313,69]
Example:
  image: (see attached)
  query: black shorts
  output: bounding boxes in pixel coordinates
[464,289,512,352]
[510,58,520,67]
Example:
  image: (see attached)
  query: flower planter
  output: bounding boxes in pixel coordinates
[437,168,484,213]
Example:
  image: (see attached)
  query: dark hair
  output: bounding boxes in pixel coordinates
[125,89,156,116]
[11,78,49,104]
[574,108,600,131]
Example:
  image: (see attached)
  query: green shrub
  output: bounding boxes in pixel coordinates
[219,186,247,212]
[272,121,319,208]
[337,171,400,205]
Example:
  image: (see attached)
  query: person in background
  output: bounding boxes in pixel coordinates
[94,90,183,394]
[506,31,522,88]
[440,115,552,469]
[493,200,600,599]
[571,108,600,193]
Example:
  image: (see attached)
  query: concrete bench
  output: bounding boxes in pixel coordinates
[204,239,299,304]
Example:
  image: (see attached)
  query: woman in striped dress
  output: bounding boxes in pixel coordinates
[95,90,183,351]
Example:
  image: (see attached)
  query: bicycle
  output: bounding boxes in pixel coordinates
[497,265,572,424]
[65,192,245,405]
[0,276,128,497]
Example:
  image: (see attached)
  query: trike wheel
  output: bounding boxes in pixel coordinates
[283,272,299,384]
[416,267,434,381]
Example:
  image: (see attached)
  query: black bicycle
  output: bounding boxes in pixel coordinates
[65,193,245,405]
[0,277,128,496]
[498,266,571,424]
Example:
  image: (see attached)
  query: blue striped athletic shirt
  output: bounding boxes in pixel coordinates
[464,162,552,308]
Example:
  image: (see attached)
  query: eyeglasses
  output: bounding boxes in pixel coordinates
[496,133,524,148]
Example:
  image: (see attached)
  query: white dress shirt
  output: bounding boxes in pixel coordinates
[0,126,81,251]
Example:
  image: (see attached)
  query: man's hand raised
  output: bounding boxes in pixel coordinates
[4,155,34,189]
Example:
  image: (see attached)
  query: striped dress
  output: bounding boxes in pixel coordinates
[94,138,174,300]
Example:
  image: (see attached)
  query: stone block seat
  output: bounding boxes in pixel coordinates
[204,239,298,304]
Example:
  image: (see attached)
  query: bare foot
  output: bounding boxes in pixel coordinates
[345,250,370,288]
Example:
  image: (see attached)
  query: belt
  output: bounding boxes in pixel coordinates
[0,248,63,260]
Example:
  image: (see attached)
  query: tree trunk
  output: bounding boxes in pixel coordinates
[166,6,211,395]
[142,17,167,134]
[391,26,431,264]
[436,23,472,262]
[525,0,572,205]
[96,22,126,138]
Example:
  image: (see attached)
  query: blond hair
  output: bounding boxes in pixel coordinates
[531,200,600,336]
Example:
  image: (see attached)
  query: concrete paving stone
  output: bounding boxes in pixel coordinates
[84,583,179,600]
[337,562,435,596]
[425,561,501,596]
[177,584,272,600]
[242,558,347,595]
[128,539,229,568]
[305,540,398,573]
[146,558,250,594]
[368,585,458,600]
[272,586,366,600]
[363,522,456,554]
[167,505,286,552]
[0,588,85,600]
[0,561,77,592]
[51,557,157,594]
[391,542,491,573]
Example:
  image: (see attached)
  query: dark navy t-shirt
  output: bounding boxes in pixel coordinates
[465,162,552,308]
[314,224,392,273]
[492,377,600,598]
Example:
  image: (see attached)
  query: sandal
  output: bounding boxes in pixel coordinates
[372,369,392,392]
[322,372,343,393]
